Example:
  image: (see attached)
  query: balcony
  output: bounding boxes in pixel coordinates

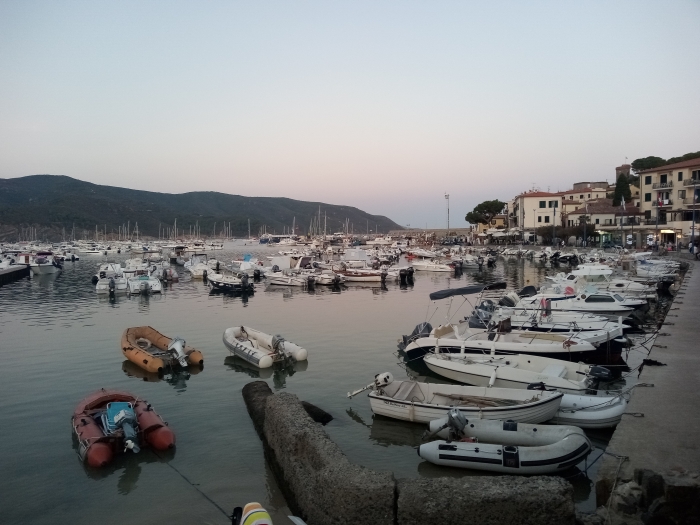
[645,218,668,225]
[652,181,673,189]
[684,197,699,205]
[683,178,700,187]
[652,199,673,207]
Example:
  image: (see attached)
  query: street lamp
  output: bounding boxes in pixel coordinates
[444,193,450,235]
[692,179,697,250]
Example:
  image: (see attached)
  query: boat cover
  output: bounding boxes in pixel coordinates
[429,282,507,300]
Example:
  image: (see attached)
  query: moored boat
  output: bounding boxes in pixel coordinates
[348,373,563,424]
[418,408,591,474]
[223,326,308,368]
[121,326,204,374]
[72,388,175,467]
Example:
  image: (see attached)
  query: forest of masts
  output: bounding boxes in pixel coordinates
[11,209,380,243]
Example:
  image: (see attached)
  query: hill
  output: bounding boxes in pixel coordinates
[0,175,403,241]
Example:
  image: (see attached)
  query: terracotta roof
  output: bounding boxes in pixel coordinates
[639,158,700,173]
[570,199,642,216]
[558,187,609,195]
[515,191,561,198]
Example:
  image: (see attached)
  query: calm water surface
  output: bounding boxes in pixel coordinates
[0,241,655,523]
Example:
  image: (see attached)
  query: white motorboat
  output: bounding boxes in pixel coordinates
[423,351,612,393]
[223,326,308,368]
[184,253,210,279]
[266,270,315,287]
[543,267,656,299]
[411,259,453,272]
[418,409,591,474]
[348,373,563,424]
[126,269,163,295]
[514,288,644,317]
[333,264,387,282]
[28,251,63,275]
[94,263,128,294]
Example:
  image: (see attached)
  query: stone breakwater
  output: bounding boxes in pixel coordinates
[242,381,575,525]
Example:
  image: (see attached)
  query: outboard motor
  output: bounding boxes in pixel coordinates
[272,265,280,273]
[399,268,408,285]
[477,256,484,270]
[167,337,190,368]
[202,269,208,281]
[162,269,168,281]
[241,273,249,289]
[307,275,315,288]
[102,403,140,454]
[253,269,261,282]
[401,322,433,348]
[407,267,414,285]
[108,277,115,295]
[140,281,149,294]
[92,275,99,285]
[380,270,387,284]
[372,260,380,270]
[588,366,613,382]
[215,261,220,272]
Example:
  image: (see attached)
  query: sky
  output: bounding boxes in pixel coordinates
[1,1,699,229]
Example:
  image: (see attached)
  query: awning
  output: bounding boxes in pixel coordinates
[491,232,506,238]
[429,282,507,300]
[660,229,675,234]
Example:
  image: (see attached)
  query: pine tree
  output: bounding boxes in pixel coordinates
[612,174,632,207]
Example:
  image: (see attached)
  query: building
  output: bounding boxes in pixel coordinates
[638,158,700,244]
[510,191,563,235]
[475,214,507,233]
[566,198,643,244]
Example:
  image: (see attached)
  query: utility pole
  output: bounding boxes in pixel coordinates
[692,178,697,250]
[445,193,450,236]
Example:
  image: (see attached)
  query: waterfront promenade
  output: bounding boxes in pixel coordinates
[597,259,700,503]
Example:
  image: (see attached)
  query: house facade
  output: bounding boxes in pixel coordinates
[638,158,700,244]
[510,191,563,233]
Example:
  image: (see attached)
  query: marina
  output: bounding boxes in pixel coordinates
[0,238,690,524]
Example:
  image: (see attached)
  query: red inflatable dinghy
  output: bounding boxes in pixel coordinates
[72,388,175,467]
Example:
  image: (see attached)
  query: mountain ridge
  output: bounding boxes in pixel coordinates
[0,175,403,240]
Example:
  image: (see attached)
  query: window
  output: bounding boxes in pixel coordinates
[544,216,550,223]
[693,170,700,180]
[539,201,546,208]
[588,194,591,198]
[538,216,542,223]
[595,218,600,224]
[569,195,573,200]
[679,190,686,199]
[645,193,651,202]
[585,295,615,303]
[678,172,683,182]
[580,195,584,199]
[645,176,652,185]
[548,201,558,208]
[660,174,667,184]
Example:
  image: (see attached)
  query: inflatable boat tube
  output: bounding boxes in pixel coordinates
[223,326,308,369]
[72,389,175,468]
[121,326,204,374]
[550,393,627,429]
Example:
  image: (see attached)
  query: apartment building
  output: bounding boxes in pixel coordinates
[638,158,700,243]
[510,191,562,232]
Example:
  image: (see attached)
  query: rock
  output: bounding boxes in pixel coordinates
[662,475,699,503]
[397,476,575,525]
[611,481,643,515]
[242,381,273,438]
[301,400,333,425]
[264,392,394,525]
[634,470,665,509]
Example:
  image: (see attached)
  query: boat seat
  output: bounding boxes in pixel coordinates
[433,324,454,339]
[393,382,420,401]
[541,364,568,378]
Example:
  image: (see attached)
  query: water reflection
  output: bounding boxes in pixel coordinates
[347,409,425,448]
[224,356,308,389]
[208,288,253,305]
[121,361,202,392]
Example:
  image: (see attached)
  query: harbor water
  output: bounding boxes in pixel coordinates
[0,241,662,524]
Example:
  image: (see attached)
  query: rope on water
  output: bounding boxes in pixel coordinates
[152,449,231,521]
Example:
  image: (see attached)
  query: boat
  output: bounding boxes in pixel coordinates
[418,408,591,474]
[423,352,612,393]
[347,372,563,424]
[72,388,175,467]
[208,270,256,292]
[184,253,210,279]
[550,392,627,428]
[514,287,645,317]
[121,326,204,374]
[126,268,163,295]
[411,259,453,272]
[223,326,308,368]
[266,270,315,287]
[28,251,63,275]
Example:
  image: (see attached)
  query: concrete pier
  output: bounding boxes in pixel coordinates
[595,261,700,522]
[243,382,575,525]
[0,265,29,287]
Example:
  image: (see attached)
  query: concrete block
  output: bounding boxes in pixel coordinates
[396,475,575,525]
[242,381,273,438]
[264,392,394,525]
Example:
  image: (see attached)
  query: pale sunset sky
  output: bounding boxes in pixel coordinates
[1,1,699,228]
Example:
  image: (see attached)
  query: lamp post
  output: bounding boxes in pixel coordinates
[444,193,450,236]
[692,179,697,251]
[533,209,536,245]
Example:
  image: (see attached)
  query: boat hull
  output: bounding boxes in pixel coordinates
[121,326,204,373]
